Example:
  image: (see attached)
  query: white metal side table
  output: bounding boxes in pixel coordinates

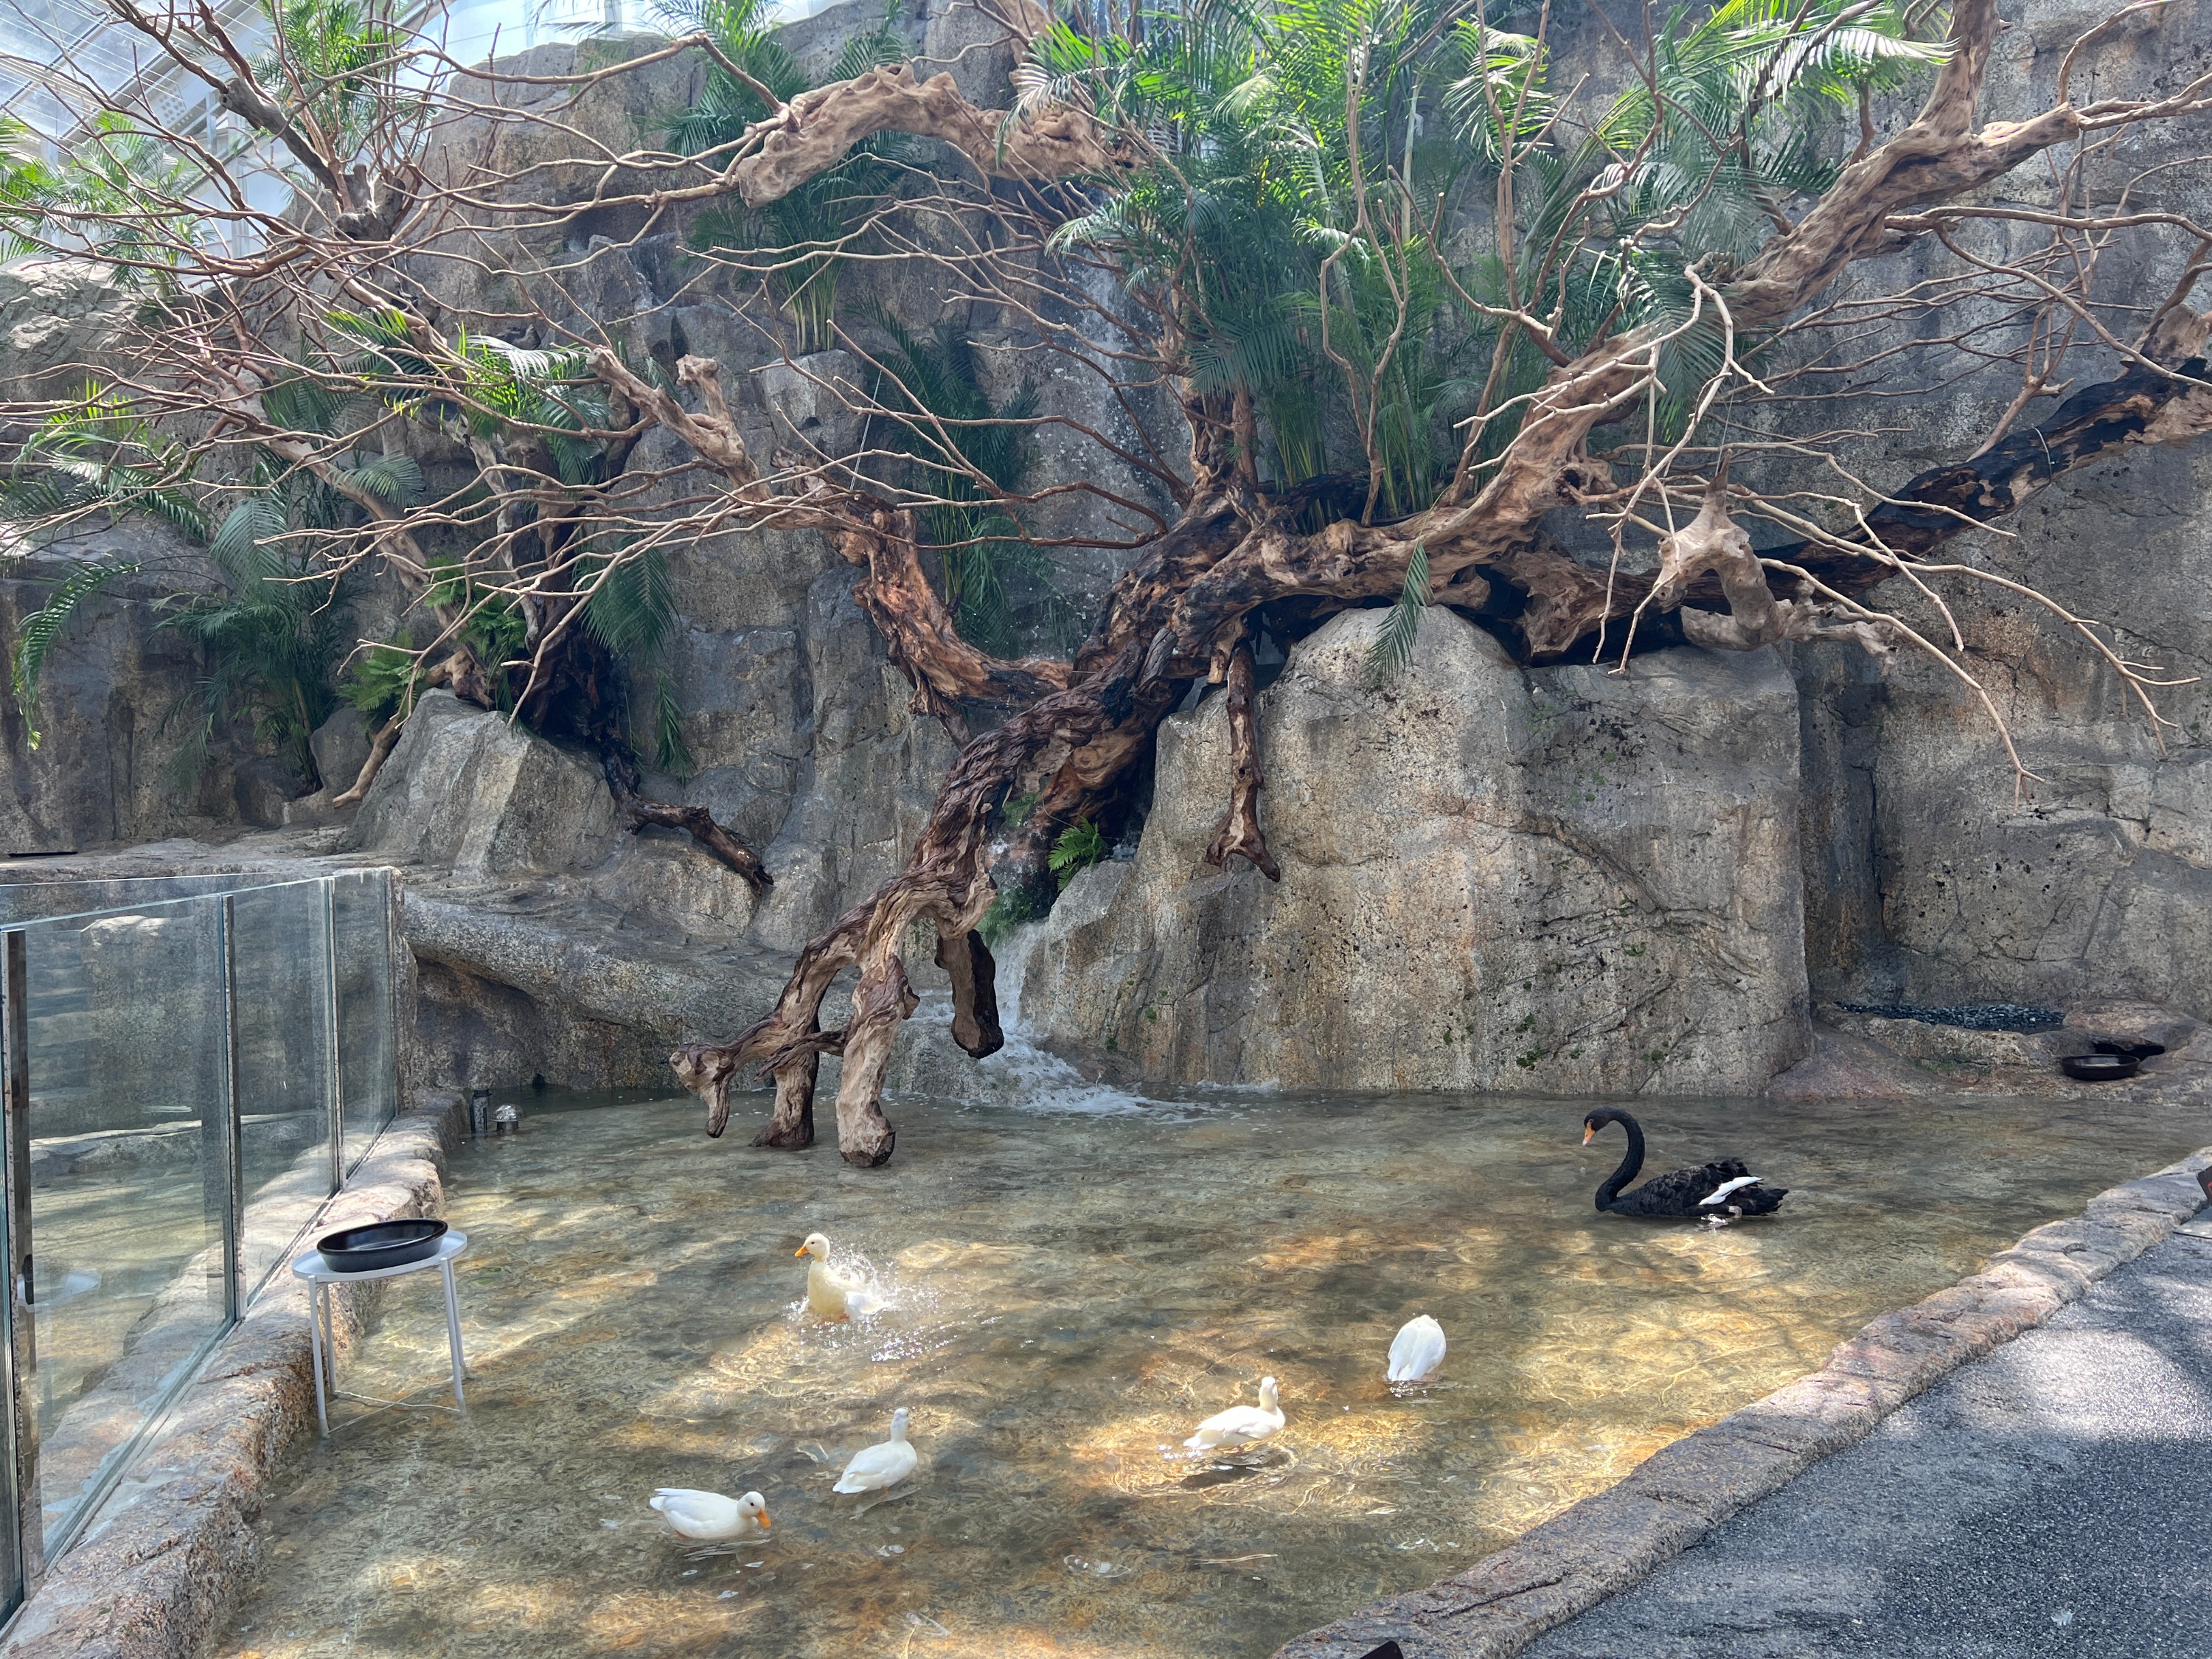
[288,1231,469,1436]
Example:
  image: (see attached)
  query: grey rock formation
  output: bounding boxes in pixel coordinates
[747,568,964,953]
[1806,442,2212,1020]
[1021,608,1812,1094]
[404,895,794,1091]
[0,259,141,404]
[343,692,623,877]
[0,545,229,853]
[232,757,305,828]
[10,7,2212,1113]
[308,709,371,798]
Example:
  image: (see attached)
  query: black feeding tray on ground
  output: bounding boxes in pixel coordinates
[316,1218,448,1273]
[2061,1053,2140,1082]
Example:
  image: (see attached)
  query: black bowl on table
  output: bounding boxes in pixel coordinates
[2060,1052,2140,1082]
[316,1219,448,1273]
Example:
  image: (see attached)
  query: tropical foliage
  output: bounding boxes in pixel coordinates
[578,545,694,776]
[869,319,1080,657]
[1040,0,1944,519]
[159,481,351,789]
[1048,817,1110,888]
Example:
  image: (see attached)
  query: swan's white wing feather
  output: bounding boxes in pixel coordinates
[1699,1175,1762,1206]
[1387,1315,1447,1382]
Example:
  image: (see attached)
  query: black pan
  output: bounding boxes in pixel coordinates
[2060,1053,2140,1082]
[316,1218,448,1273]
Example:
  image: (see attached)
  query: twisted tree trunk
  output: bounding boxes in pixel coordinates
[637,0,2212,1161]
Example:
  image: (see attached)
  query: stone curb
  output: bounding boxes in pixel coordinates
[0,1098,465,1659]
[1273,1147,2212,1659]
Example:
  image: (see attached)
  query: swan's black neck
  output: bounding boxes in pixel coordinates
[1590,1110,1645,1209]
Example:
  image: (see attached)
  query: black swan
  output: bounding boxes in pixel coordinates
[1582,1107,1787,1220]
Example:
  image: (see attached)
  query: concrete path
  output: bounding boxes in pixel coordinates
[1523,1225,2212,1659]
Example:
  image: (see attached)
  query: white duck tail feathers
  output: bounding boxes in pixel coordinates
[1386,1315,1447,1384]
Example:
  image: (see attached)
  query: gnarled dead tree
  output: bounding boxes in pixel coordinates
[624,0,2212,1162]
[6,0,2209,1165]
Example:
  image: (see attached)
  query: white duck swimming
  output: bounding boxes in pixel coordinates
[834,1407,919,1493]
[795,1232,876,1320]
[1386,1315,1447,1384]
[1183,1377,1285,1455]
[648,1487,771,1541]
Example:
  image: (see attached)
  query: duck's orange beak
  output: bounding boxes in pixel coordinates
[793,1245,809,1256]
[1581,1126,1596,1145]
[757,1510,773,1528]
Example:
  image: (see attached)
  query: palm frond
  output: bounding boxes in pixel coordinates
[338,454,425,507]
[652,675,694,776]
[581,546,679,659]
[1365,542,1429,689]
[11,558,139,747]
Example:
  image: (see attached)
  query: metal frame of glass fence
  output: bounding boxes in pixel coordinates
[0,869,401,1624]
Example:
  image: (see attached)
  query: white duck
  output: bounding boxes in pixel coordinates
[1183,1376,1285,1455]
[1387,1315,1447,1385]
[834,1408,919,1493]
[795,1232,875,1320]
[648,1487,771,1541]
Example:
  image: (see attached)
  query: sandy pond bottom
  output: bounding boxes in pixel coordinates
[218,1088,2211,1659]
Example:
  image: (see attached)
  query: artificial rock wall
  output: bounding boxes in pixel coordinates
[7,0,2212,1102]
[1022,609,1812,1095]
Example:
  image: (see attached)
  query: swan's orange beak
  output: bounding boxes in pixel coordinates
[1582,1126,1596,1146]
[794,1245,809,1256]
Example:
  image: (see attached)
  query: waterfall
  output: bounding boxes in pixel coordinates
[969,922,1153,1113]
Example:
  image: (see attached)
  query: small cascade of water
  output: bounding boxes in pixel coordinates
[967,923,1156,1114]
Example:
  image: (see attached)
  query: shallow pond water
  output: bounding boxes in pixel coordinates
[218,1085,2211,1659]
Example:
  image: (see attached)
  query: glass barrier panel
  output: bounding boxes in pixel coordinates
[332,871,397,1174]
[0,873,284,928]
[228,884,338,1303]
[18,897,229,1556]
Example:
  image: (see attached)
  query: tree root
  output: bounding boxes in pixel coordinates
[332,709,406,807]
[650,0,2212,1165]
[935,925,1005,1058]
[1204,644,1281,880]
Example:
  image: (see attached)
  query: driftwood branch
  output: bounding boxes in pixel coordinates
[731,64,1138,207]
[620,799,773,893]
[1204,644,1281,880]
